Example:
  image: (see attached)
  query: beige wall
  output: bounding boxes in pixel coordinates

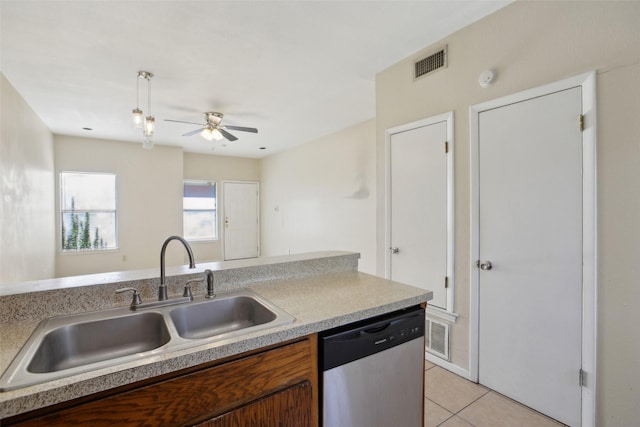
[0,74,56,284]
[54,135,184,277]
[260,119,377,274]
[375,1,640,425]
[597,60,640,426]
[183,152,260,262]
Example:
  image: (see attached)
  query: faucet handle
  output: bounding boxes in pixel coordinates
[205,269,216,299]
[184,278,203,300]
[116,287,142,307]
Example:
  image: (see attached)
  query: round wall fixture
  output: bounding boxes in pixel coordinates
[478,69,496,88]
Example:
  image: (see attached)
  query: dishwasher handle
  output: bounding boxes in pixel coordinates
[363,322,391,334]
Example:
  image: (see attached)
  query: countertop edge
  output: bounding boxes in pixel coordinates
[0,270,432,419]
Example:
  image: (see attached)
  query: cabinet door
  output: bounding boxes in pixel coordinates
[199,381,313,427]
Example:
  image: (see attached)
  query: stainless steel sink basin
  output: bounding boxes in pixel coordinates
[170,295,282,340]
[0,288,294,391]
[27,312,171,373]
[0,309,172,391]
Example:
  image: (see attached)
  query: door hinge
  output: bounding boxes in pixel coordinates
[444,276,449,288]
[579,114,585,132]
[445,141,449,153]
[579,369,587,387]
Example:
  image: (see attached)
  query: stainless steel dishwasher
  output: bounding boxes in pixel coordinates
[320,305,425,427]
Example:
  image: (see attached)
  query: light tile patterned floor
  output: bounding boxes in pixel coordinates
[424,360,566,427]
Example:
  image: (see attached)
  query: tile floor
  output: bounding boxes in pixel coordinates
[424,359,566,427]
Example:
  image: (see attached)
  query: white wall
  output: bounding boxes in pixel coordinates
[375,1,640,425]
[260,119,376,274]
[54,135,184,277]
[0,74,56,284]
[183,152,260,263]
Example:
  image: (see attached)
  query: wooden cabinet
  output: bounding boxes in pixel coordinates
[199,381,313,427]
[4,336,318,427]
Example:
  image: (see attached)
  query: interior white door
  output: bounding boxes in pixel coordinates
[223,181,259,261]
[478,87,583,426]
[389,120,448,309]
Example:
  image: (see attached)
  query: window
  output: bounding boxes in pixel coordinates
[183,180,217,241]
[60,172,117,251]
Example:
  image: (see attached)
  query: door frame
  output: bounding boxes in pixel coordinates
[469,72,597,426]
[384,111,455,314]
[221,180,260,261]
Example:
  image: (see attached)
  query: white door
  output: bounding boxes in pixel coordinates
[223,181,259,260]
[389,117,449,309]
[477,87,583,426]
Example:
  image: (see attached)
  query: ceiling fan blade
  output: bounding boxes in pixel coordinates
[219,128,238,141]
[224,125,258,133]
[165,119,206,126]
[182,127,206,137]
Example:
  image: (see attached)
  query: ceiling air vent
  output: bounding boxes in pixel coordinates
[414,46,447,79]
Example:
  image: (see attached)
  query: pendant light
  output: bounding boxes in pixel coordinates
[132,73,143,129]
[132,71,155,148]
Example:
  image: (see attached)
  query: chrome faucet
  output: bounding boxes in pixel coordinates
[159,235,196,301]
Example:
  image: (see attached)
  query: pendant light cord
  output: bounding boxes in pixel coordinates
[136,75,140,110]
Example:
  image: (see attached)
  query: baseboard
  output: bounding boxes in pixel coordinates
[426,353,472,381]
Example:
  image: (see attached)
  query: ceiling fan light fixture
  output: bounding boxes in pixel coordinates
[200,127,214,141]
[211,128,223,141]
[201,127,223,141]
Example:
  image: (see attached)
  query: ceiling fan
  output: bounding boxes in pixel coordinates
[165,112,258,142]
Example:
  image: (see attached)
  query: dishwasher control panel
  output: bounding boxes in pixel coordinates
[376,325,422,345]
[319,305,425,371]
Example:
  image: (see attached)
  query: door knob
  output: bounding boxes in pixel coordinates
[390,247,400,254]
[478,261,493,270]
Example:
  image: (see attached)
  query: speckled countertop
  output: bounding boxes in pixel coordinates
[0,252,431,419]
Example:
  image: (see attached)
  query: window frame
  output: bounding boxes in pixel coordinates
[59,171,118,253]
[183,179,218,242]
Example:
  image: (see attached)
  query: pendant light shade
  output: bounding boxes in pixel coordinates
[132,108,143,128]
[144,116,155,137]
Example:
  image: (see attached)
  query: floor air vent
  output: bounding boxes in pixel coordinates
[426,318,450,361]
[414,46,447,79]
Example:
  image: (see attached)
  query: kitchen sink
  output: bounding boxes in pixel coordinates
[170,295,281,340]
[0,289,294,391]
[27,312,171,373]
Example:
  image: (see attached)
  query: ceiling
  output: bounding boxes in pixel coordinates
[1,0,510,158]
